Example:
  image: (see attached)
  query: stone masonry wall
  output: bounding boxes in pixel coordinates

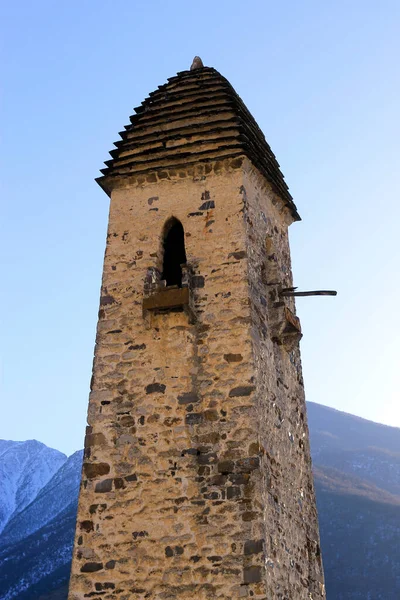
[243,161,325,599]
[68,157,324,599]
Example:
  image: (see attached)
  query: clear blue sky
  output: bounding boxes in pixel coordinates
[1,1,399,456]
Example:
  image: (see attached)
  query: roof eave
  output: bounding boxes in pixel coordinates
[95,175,112,198]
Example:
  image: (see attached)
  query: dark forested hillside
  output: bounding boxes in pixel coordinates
[315,468,400,599]
[308,402,400,598]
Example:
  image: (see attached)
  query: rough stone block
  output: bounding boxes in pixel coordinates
[80,562,103,573]
[243,566,262,584]
[244,539,264,555]
[94,478,113,493]
[229,386,255,397]
[83,462,110,479]
[145,382,166,394]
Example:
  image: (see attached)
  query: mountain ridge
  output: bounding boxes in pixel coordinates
[0,440,66,537]
[0,450,83,551]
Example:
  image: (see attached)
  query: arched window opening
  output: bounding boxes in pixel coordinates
[162,218,187,287]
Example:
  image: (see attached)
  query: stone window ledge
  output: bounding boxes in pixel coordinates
[143,286,190,312]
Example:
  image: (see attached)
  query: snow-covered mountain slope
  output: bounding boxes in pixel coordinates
[0,450,83,549]
[0,440,66,535]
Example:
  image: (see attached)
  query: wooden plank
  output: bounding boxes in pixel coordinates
[280,290,337,297]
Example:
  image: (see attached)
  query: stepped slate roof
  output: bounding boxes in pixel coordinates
[97,66,299,220]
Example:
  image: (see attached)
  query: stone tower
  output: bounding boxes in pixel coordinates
[68,62,325,600]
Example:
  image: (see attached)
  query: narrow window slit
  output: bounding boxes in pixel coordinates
[162,218,187,287]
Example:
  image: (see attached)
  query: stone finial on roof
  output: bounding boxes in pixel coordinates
[190,56,204,70]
